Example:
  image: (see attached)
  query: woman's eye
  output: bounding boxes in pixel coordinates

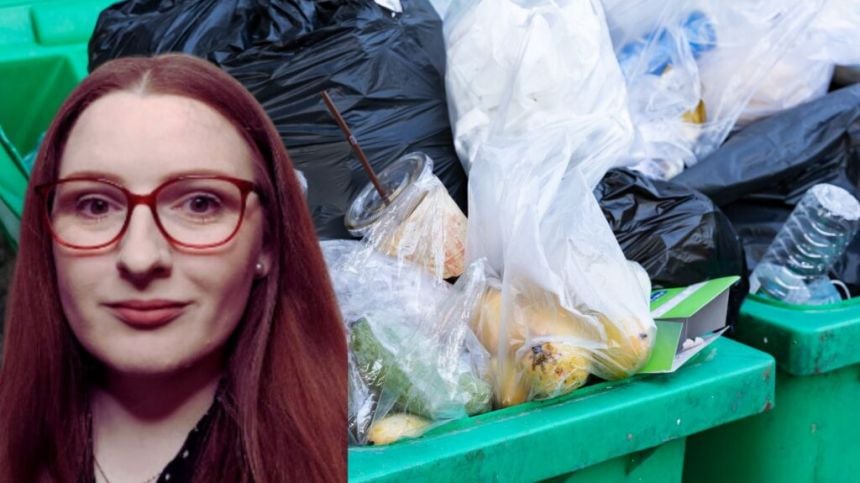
[184,195,222,215]
[75,197,114,217]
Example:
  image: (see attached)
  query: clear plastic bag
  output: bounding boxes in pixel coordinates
[323,240,492,445]
[602,0,824,179]
[445,0,656,408]
[739,0,860,125]
[445,0,633,182]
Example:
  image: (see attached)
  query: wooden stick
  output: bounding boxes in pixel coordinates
[320,90,390,205]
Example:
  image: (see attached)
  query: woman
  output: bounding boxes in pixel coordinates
[0,54,346,482]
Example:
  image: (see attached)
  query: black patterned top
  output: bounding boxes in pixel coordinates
[90,394,220,483]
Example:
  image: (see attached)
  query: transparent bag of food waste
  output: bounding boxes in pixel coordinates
[602,0,823,179]
[345,153,467,280]
[322,240,492,445]
[468,139,656,406]
[444,0,633,181]
[446,0,656,407]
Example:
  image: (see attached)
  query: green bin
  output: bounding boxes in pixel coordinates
[684,294,860,483]
[0,0,113,246]
[349,338,775,483]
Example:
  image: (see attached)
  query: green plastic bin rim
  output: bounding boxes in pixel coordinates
[348,338,775,483]
[739,294,860,376]
[745,292,860,312]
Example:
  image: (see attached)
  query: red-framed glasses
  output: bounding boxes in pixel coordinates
[35,175,259,250]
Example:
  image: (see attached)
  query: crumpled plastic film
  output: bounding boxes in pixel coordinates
[445,0,633,182]
[602,0,824,179]
[739,0,860,125]
[323,240,491,445]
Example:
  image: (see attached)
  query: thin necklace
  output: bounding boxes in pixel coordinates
[93,456,161,483]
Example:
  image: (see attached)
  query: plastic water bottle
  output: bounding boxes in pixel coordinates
[750,184,860,305]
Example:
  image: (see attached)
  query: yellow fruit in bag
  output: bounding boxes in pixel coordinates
[490,356,530,408]
[367,413,431,446]
[472,289,599,354]
[472,288,596,406]
[588,313,653,381]
[471,286,654,402]
[519,341,590,399]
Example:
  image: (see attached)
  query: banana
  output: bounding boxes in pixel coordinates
[490,355,530,407]
[520,341,590,399]
[588,313,654,380]
[472,288,596,406]
[367,413,431,446]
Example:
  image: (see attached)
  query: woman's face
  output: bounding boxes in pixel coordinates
[53,91,270,377]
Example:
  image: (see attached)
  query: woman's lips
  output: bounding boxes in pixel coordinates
[105,300,189,328]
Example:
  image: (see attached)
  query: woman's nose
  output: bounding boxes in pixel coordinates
[115,204,172,284]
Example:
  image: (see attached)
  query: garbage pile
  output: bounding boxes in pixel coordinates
[0,0,850,446]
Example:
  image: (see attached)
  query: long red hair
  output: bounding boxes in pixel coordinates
[0,54,346,482]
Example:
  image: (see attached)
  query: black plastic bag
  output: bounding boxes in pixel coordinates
[596,168,746,287]
[595,169,747,326]
[89,0,467,239]
[675,84,860,294]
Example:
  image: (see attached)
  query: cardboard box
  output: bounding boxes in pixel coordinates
[640,276,740,373]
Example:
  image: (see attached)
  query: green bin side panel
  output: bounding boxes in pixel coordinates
[0,54,80,154]
[0,0,51,7]
[684,364,860,483]
[348,338,775,483]
[545,438,685,483]
[0,6,36,45]
[0,145,27,245]
[735,295,860,376]
[0,0,114,47]
[31,0,114,46]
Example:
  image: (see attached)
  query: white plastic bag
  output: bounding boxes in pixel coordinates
[445,0,633,182]
[739,0,860,125]
[446,0,656,408]
[602,0,824,179]
[323,240,492,445]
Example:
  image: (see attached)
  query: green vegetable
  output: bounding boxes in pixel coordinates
[349,317,492,419]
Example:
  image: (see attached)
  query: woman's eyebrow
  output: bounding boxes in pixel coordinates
[162,169,237,179]
[60,169,239,183]
[60,170,124,183]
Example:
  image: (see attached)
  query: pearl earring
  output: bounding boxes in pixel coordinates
[255,262,265,276]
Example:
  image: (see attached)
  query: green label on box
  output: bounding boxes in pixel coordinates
[650,276,739,319]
